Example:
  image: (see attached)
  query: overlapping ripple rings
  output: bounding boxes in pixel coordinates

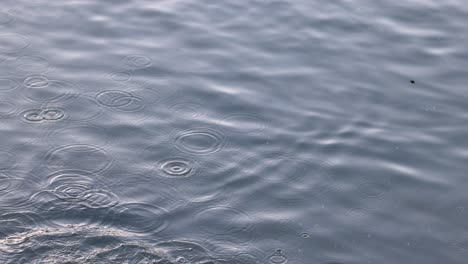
[157,160,235,204]
[21,108,65,123]
[26,170,116,228]
[123,55,153,68]
[21,75,77,103]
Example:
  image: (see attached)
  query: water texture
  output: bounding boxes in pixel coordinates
[0,0,467,263]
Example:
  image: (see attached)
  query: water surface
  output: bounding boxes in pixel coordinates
[1,0,468,263]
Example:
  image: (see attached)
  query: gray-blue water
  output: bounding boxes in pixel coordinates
[0,0,467,263]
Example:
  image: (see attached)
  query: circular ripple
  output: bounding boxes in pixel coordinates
[82,189,119,209]
[96,90,145,112]
[0,33,30,52]
[8,56,50,76]
[21,108,43,123]
[0,11,15,25]
[219,113,267,134]
[21,77,76,103]
[0,78,19,91]
[107,203,169,234]
[123,55,152,68]
[42,178,119,210]
[109,71,131,82]
[175,128,226,155]
[23,75,49,88]
[20,108,65,123]
[32,169,110,207]
[96,90,134,107]
[138,143,181,168]
[268,250,288,264]
[195,206,253,236]
[29,190,70,212]
[170,102,206,119]
[46,169,106,186]
[41,108,65,121]
[346,207,375,221]
[0,151,16,170]
[0,101,17,116]
[54,183,92,200]
[112,95,145,112]
[160,160,233,204]
[158,157,198,178]
[46,144,114,173]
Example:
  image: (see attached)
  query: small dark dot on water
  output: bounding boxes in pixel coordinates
[410,80,415,84]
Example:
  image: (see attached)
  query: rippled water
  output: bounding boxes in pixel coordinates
[0,0,467,263]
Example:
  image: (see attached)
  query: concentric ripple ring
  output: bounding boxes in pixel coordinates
[175,128,226,155]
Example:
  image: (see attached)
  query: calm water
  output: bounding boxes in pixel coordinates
[0,0,467,263]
